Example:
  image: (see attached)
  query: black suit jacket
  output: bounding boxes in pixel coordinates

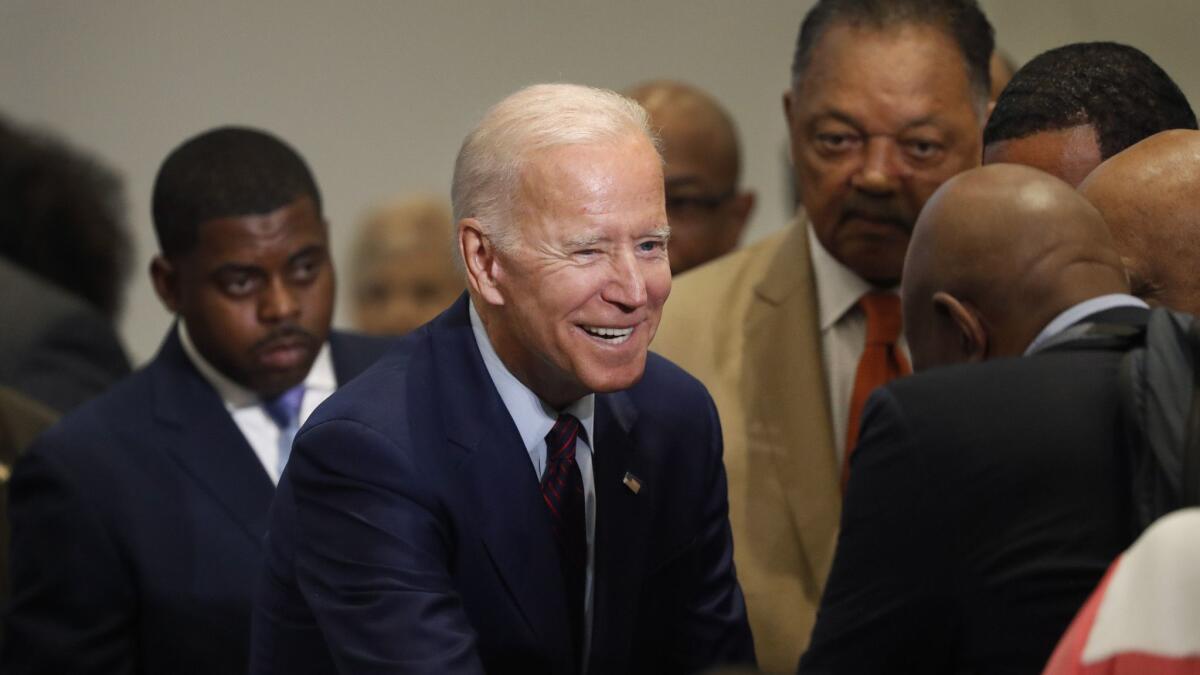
[0,258,131,413]
[1,328,390,675]
[800,308,1147,675]
[250,295,755,674]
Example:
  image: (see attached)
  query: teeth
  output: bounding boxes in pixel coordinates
[583,326,634,344]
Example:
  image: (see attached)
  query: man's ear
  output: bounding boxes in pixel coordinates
[721,190,756,253]
[732,190,756,234]
[933,291,988,363]
[458,218,505,306]
[150,255,180,314]
[984,99,997,128]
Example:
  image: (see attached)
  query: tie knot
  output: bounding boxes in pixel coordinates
[545,413,584,463]
[262,384,305,431]
[860,292,903,346]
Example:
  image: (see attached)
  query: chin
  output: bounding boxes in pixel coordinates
[847,254,905,286]
[580,361,648,395]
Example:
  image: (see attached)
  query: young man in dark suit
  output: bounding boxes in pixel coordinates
[251,84,755,675]
[801,164,1148,673]
[2,127,390,674]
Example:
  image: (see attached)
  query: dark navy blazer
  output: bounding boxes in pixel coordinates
[2,328,390,675]
[251,295,755,674]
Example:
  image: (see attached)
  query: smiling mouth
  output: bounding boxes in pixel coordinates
[581,325,635,345]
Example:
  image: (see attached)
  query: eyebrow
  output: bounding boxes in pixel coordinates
[211,262,263,278]
[562,227,670,249]
[814,110,944,133]
[287,244,327,264]
[563,232,606,249]
[665,176,705,190]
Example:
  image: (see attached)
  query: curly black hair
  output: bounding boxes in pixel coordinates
[0,116,131,318]
[984,42,1197,159]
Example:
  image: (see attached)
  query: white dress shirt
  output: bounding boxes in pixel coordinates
[1025,294,1150,355]
[178,321,336,484]
[808,225,910,462]
[468,300,597,666]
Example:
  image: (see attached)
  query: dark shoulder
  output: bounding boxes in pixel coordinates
[307,329,424,435]
[877,349,1126,449]
[16,360,154,481]
[626,351,715,419]
[328,330,397,383]
[894,349,1121,400]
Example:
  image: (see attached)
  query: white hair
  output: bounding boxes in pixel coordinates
[451,83,661,254]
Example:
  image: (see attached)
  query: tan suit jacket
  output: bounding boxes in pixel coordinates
[652,217,841,672]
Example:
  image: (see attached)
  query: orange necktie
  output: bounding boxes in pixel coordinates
[842,292,911,490]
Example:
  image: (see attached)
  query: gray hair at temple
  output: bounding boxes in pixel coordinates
[450,83,661,255]
[791,0,994,114]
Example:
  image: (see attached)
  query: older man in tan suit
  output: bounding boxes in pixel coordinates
[653,1,995,669]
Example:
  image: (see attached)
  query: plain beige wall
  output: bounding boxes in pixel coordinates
[1,1,1197,363]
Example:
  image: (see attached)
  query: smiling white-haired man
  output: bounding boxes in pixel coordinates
[250,83,755,675]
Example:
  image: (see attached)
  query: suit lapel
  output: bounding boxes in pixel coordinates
[151,330,275,544]
[588,391,652,673]
[432,297,575,673]
[743,221,843,595]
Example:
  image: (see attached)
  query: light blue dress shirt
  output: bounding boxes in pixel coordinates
[468,300,596,667]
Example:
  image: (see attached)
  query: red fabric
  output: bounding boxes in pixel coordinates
[842,292,911,490]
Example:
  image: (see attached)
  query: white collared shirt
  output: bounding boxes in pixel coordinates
[808,225,911,462]
[1025,294,1150,355]
[177,321,336,484]
[468,300,597,667]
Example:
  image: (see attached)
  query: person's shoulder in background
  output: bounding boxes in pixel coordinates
[0,258,130,413]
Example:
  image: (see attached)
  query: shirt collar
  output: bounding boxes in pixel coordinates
[807,223,897,331]
[469,300,596,454]
[177,320,335,409]
[1024,293,1150,355]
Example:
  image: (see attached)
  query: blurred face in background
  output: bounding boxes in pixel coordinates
[351,197,462,336]
[629,82,754,275]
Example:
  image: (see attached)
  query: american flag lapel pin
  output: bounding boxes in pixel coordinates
[622,471,642,494]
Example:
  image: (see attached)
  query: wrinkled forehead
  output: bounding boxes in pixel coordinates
[796,23,983,123]
[515,137,665,208]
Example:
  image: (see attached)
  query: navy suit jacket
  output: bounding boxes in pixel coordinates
[251,296,754,674]
[2,328,390,675]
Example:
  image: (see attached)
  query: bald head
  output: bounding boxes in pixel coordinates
[903,164,1128,371]
[625,80,754,274]
[1080,130,1200,316]
[351,195,462,336]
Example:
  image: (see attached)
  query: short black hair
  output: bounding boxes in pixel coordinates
[0,116,131,318]
[792,0,994,107]
[152,126,322,258]
[984,42,1198,159]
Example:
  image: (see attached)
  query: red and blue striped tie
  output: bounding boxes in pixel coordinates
[542,413,587,667]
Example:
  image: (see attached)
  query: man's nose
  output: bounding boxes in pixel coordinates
[850,136,906,195]
[602,250,649,311]
[259,277,301,321]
